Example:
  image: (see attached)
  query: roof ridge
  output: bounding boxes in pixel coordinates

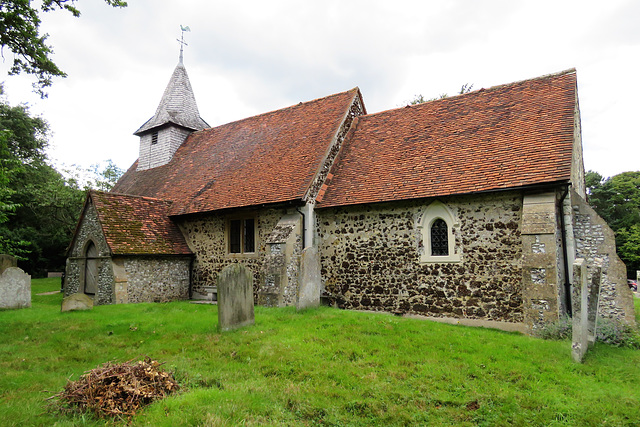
[201,87,360,131]
[481,68,576,93]
[98,190,171,204]
[363,68,577,120]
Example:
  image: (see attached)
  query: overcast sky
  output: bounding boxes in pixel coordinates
[1,0,638,178]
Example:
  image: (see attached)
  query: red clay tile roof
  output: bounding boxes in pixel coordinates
[90,191,191,255]
[318,70,578,208]
[113,88,361,215]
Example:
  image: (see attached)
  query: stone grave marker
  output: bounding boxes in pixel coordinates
[297,246,321,310]
[571,258,588,363]
[61,293,94,312]
[0,267,31,309]
[217,263,255,332]
[587,260,602,346]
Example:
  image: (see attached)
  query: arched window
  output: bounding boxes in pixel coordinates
[419,201,460,263]
[430,218,449,256]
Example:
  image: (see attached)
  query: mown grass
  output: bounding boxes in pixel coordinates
[1,278,639,426]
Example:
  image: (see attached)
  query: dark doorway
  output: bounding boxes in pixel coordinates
[84,242,98,295]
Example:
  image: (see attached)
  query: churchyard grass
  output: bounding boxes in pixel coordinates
[0,278,639,426]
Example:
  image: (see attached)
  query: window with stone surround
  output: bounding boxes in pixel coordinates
[419,201,460,263]
[430,218,449,256]
[228,217,255,254]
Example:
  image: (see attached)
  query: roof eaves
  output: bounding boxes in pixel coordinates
[316,179,572,209]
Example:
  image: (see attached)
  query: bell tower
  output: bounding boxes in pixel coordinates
[134,26,209,171]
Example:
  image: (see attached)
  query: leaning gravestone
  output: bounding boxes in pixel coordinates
[217,263,255,332]
[61,293,94,312]
[297,246,321,310]
[587,260,602,346]
[0,267,31,309]
[571,258,589,363]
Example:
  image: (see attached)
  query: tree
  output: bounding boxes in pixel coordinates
[88,159,124,191]
[0,0,127,97]
[0,83,51,258]
[406,83,474,106]
[586,170,640,276]
[0,86,125,275]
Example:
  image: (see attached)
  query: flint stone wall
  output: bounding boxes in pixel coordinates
[317,192,524,322]
[178,208,285,300]
[259,214,303,307]
[571,190,636,326]
[115,256,191,303]
[520,192,565,334]
[65,203,114,305]
[66,202,191,305]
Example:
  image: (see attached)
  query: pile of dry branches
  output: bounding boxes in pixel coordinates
[49,357,179,418]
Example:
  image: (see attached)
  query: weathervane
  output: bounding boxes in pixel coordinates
[178,25,191,63]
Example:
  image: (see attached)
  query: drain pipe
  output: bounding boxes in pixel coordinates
[296,206,306,249]
[559,185,572,317]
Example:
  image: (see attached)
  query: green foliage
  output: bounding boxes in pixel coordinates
[87,159,124,191]
[596,317,640,348]
[586,170,640,276]
[0,87,123,274]
[0,0,127,96]
[2,286,640,426]
[533,315,572,340]
[406,83,474,105]
[536,315,640,349]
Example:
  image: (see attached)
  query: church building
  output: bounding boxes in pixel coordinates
[64,55,636,333]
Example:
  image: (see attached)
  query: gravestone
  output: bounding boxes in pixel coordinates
[217,263,254,332]
[0,254,17,275]
[587,260,602,346]
[571,259,588,363]
[297,246,321,310]
[61,293,94,312]
[0,267,31,309]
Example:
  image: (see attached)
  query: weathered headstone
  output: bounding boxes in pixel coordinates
[0,254,17,275]
[217,263,255,332]
[587,260,602,346]
[61,293,94,312]
[571,259,588,363]
[0,267,31,309]
[297,246,321,310]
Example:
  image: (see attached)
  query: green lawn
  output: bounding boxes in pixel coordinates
[1,278,639,426]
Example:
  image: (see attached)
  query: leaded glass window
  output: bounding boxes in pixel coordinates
[430,218,449,256]
[229,218,255,253]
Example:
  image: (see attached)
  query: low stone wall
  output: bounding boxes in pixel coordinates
[116,256,191,303]
[317,192,524,323]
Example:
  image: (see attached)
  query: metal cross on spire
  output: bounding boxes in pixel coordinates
[178,25,191,63]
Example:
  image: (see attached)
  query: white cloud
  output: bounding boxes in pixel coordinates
[0,0,638,178]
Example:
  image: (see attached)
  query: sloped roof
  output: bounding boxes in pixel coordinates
[318,69,578,208]
[114,88,361,216]
[89,191,191,255]
[134,61,209,135]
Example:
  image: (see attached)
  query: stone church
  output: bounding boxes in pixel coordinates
[64,57,636,333]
